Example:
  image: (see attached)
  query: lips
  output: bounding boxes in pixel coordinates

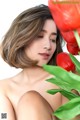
[39,53,50,56]
[38,53,50,59]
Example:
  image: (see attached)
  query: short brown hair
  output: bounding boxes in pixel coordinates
[1,4,62,69]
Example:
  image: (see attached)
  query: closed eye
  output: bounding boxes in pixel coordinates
[51,39,56,43]
[37,35,43,38]
[50,34,57,43]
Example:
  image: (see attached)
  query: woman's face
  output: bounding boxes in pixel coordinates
[25,19,57,67]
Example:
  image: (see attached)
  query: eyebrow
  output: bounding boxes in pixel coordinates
[41,29,57,35]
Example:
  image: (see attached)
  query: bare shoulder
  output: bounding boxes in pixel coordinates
[0,79,16,120]
[0,78,11,93]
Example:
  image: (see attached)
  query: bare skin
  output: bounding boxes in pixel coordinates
[0,67,80,120]
[17,91,55,120]
[0,67,62,120]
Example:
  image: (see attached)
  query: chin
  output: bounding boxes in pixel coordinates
[37,62,48,67]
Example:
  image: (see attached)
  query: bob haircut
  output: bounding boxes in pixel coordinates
[1,4,63,69]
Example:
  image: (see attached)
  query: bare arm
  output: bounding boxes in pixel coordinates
[0,91,16,120]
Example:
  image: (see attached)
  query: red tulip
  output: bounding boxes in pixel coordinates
[48,0,80,31]
[67,43,80,55]
[61,29,80,55]
[61,28,80,43]
[56,52,75,72]
[48,0,80,49]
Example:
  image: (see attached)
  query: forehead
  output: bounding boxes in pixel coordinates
[43,19,57,33]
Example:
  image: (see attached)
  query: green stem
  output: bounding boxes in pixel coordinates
[74,30,80,48]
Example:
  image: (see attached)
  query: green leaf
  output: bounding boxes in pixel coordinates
[46,77,72,92]
[43,65,80,92]
[74,30,80,48]
[47,89,78,100]
[69,53,80,74]
[54,97,80,120]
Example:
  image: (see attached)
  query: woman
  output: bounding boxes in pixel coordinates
[0,4,63,120]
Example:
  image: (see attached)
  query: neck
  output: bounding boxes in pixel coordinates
[21,66,49,83]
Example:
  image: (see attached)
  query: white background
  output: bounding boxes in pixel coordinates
[0,0,80,80]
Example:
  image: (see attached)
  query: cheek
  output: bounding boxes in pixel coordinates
[25,44,38,59]
[28,42,39,52]
[51,43,56,53]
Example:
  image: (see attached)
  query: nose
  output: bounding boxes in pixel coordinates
[43,38,51,51]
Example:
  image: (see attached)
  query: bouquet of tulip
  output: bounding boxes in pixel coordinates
[43,0,80,119]
[43,54,80,120]
[48,0,80,52]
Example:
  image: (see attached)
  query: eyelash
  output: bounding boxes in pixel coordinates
[51,39,56,43]
[37,36,56,43]
[37,35,43,38]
